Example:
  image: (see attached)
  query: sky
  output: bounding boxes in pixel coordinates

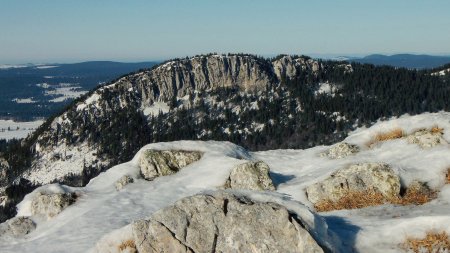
[0,0,449,64]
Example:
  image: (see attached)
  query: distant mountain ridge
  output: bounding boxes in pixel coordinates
[350,54,450,69]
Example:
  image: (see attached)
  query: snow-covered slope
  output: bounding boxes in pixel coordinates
[1,112,450,252]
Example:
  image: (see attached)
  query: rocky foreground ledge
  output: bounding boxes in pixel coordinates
[0,113,450,253]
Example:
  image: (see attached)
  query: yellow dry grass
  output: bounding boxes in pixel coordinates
[396,186,437,206]
[431,126,444,135]
[446,168,450,184]
[315,189,387,212]
[403,231,450,253]
[118,239,136,252]
[315,186,437,212]
[368,128,405,146]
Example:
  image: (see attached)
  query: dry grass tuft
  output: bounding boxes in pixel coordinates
[396,186,437,206]
[314,189,387,212]
[446,168,450,184]
[368,128,405,146]
[315,184,437,212]
[403,231,450,253]
[431,126,444,135]
[118,239,136,252]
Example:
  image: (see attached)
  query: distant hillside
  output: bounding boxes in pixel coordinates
[0,61,158,120]
[351,54,450,69]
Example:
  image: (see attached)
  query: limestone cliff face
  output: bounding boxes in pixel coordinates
[23,54,318,185]
[272,55,322,79]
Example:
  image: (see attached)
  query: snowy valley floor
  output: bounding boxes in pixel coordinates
[1,112,450,252]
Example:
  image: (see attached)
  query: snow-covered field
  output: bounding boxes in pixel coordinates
[1,112,450,252]
[0,120,44,140]
[45,85,87,102]
[11,83,88,104]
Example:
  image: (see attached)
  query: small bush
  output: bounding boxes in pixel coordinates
[118,239,136,252]
[403,231,450,253]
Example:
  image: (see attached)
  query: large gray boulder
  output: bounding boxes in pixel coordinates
[406,129,447,148]
[224,161,275,191]
[320,142,360,159]
[139,150,202,181]
[0,217,36,237]
[31,192,77,219]
[132,192,324,253]
[306,163,401,205]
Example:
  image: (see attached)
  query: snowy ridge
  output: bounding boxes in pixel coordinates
[1,112,450,252]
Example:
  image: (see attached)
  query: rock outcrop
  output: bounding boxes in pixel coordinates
[31,192,77,219]
[320,142,360,159]
[0,217,36,237]
[115,175,134,191]
[224,161,275,191]
[407,128,447,148]
[0,158,9,187]
[306,163,401,205]
[132,192,324,253]
[139,150,202,181]
[272,55,321,79]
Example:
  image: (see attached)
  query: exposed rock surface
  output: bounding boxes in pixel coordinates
[306,163,401,205]
[115,175,134,191]
[406,129,447,148]
[0,158,9,187]
[132,192,324,253]
[31,192,76,219]
[139,150,202,181]
[320,142,360,159]
[224,161,275,191]
[0,217,36,237]
[272,55,321,79]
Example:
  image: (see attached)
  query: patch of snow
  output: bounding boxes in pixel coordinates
[45,85,87,103]
[432,68,450,76]
[12,98,37,104]
[142,102,170,117]
[24,141,102,185]
[36,83,51,88]
[0,64,28,70]
[35,65,58,69]
[0,119,44,140]
[315,82,338,97]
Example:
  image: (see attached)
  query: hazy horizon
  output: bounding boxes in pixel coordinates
[1,0,449,64]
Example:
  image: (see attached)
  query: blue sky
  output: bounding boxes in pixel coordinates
[1,0,449,63]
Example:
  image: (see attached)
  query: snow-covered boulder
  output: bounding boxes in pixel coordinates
[0,217,35,237]
[139,150,202,180]
[31,192,76,219]
[224,161,275,191]
[132,192,325,253]
[406,128,447,148]
[306,163,401,205]
[320,142,359,159]
[115,175,134,191]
